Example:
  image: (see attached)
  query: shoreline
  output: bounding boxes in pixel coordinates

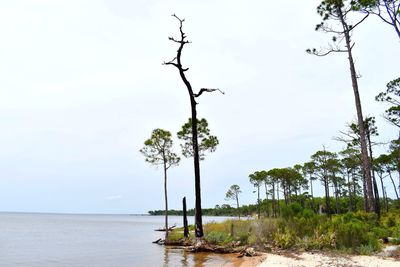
[237,251,399,267]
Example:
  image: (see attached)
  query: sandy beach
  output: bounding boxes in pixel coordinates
[237,251,399,267]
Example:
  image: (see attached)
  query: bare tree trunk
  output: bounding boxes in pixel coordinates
[337,7,374,212]
[366,125,381,217]
[236,194,240,220]
[276,182,280,216]
[384,188,389,212]
[257,185,260,219]
[362,173,368,211]
[396,133,400,196]
[183,197,189,238]
[388,171,400,200]
[283,185,288,206]
[163,161,169,239]
[352,174,358,211]
[310,176,315,211]
[164,15,211,239]
[333,175,340,214]
[347,172,353,212]
[324,174,331,215]
[190,99,204,237]
[264,183,269,217]
[272,182,276,217]
[378,173,388,213]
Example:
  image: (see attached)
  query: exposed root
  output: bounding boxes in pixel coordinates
[153,237,260,257]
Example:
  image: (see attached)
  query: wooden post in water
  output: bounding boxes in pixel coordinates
[183,197,189,238]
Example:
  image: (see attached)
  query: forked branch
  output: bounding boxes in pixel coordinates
[194,88,225,98]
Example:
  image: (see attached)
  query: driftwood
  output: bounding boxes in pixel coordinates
[154,238,259,257]
[152,238,191,246]
[152,238,163,244]
[154,224,176,232]
[188,244,244,254]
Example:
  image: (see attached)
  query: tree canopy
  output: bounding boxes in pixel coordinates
[177,118,219,160]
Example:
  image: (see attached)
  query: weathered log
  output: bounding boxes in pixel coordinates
[154,224,176,232]
[152,238,164,245]
[189,245,244,254]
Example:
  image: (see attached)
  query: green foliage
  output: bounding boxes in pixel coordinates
[140,128,180,168]
[167,229,185,242]
[192,211,400,253]
[375,77,400,128]
[328,212,380,251]
[281,203,302,219]
[177,118,219,160]
[274,230,297,249]
[205,231,232,245]
[249,171,267,188]
[225,184,241,203]
[386,215,397,227]
[358,244,376,255]
[336,221,368,248]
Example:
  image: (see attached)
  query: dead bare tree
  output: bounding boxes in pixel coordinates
[163,14,223,239]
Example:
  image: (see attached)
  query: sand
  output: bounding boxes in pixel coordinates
[245,251,400,267]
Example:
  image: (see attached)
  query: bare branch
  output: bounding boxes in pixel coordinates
[350,13,370,31]
[168,36,190,44]
[194,88,225,98]
[306,46,348,57]
[163,14,190,71]
[319,24,344,34]
[162,57,179,68]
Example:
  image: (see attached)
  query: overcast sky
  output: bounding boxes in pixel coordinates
[0,0,398,214]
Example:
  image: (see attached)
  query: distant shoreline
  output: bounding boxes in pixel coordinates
[0,211,147,216]
[0,211,231,217]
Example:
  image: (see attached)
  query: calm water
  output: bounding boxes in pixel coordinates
[0,213,239,267]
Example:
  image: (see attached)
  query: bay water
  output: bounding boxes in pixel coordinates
[0,212,239,267]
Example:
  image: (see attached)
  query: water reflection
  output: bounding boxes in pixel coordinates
[163,247,242,267]
[181,250,189,267]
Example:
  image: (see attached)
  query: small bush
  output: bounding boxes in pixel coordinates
[372,226,389,239]
[247,233,258,245]
[236,232,250,244]
[274,230,296,249]
[386,215,397,228]
[358,244,376,255]
[336,221,368,248]
[281,203,303,219]
[167,230,184,242]
[205,231,232,245]
[258,218,278,240]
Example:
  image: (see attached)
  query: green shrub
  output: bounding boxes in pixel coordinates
[371,226,389,239]
[352,211,378,226]
[302,208,316,219]
[205,231,232,245]
[386,215,396,228]
[357,244,375,255]
[258,218,278,240]
[236,232,250,244]
[167,230,184,242]
[281,203,303,219]
[274,230,296,249]
[247,233,258,245]
[390,224,400,238]
[336,221,368,248]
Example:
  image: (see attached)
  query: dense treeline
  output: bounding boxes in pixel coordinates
[148,196,399,217]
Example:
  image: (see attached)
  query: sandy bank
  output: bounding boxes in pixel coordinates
[247,251,399,267]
